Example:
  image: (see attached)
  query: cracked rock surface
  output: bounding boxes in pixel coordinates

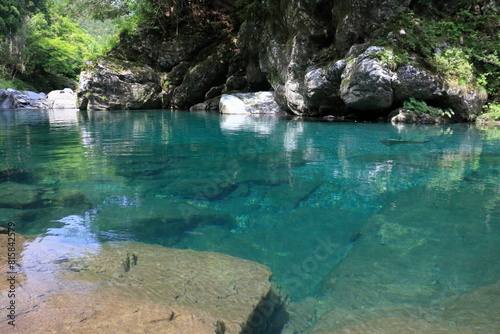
[0,239,285,333]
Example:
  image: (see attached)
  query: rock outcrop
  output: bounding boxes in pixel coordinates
[77,58,163,110]
[257,45,486,119]
[0,89,49,109]
[77,11,239,112]
[0,89,17,109]
[75,0,489,121]
[241,0,486,119]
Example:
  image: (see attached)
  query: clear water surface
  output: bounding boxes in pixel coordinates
[1,109,499,332]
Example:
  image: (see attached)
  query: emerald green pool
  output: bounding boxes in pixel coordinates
[1,109,499,332]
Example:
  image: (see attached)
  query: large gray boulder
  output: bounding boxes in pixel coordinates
[0,89,19,109]
[170,47,230,109]
[21,91,49,108]
[393,65,443,102]
[219,92,283,114]
[0,89,50,109]
[340,46,395,111]
[77,58,163,111]
[394,64,487,119]
[302,64,346,116]
[285,74,307,114]
[442,84,487,120]
[304,67,332,109]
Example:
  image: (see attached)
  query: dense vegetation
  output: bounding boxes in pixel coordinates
[0,0,115,91]
[376,1,499,119]
[0,0,238,91]
[0,0,498,118]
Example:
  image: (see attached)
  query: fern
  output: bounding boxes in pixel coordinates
[403,98,455,118]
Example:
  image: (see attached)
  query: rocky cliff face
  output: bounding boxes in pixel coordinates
[252,0,487,120]
[77,2,260,112]
[77,0,489,121]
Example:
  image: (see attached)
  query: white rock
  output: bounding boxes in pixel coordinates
[219,91,283,114]
[47,89,78,109]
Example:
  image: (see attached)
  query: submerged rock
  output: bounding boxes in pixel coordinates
[0,167,37,183]
[264,180,322,209]
[2,239,288,333]
[0,227,26,291]
[219,92,284,114]
[0,182,52,209]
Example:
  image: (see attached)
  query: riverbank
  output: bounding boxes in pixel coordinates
[0,88,78,110]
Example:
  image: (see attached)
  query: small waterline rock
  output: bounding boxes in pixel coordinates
[47,88,78,109]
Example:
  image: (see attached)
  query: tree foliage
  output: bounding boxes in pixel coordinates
[0,0,46,38]
[377,3,499,101]
[60,0,133,20]
[61,0,236,34]
[24,12,98,76]
[0,0,101,90]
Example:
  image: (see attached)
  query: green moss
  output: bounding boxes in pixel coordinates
[476,103,500,122]
[376,9,499,100]
[430,48,475,86]
[369,48,409,70]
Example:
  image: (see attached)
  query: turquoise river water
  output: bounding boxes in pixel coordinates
[1,109,499,333]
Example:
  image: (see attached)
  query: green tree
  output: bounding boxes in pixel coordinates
[0,0,100,90]
[24,12,98,77]
[0,0,46,38]
[60,0,137,20]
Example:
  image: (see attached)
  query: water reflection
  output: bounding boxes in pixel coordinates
[47,109,80,127]
[220,114,279,134]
